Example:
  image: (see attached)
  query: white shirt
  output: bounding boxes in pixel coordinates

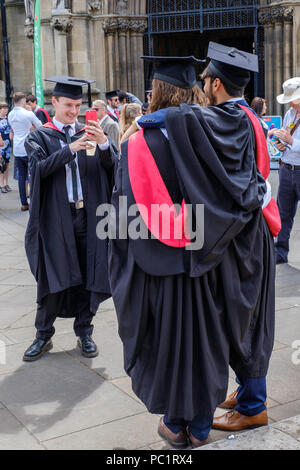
[8,106,42,156]
[53,118,84,203]
[53,118,110,203]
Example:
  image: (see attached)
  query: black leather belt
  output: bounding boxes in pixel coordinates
[283,163,300,171]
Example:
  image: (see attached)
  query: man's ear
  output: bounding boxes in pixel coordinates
[213,78,222,92]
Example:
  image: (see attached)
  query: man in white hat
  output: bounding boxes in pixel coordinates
[272,77,300,264]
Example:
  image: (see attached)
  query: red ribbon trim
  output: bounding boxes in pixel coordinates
[128,130,190,247]
[239,104,281,237]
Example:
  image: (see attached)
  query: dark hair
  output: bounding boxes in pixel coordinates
[118,91,128,102]
[26,94,37,103]
[201,64,245,98]
[150,79,205,113]
[13,92,26,104]
[250,97,266,118]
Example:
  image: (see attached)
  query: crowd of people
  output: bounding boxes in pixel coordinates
[1,41,300,449]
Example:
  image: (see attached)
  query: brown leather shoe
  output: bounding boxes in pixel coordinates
[213,409,268,431]
[158,417,188,449]
[218,390,238,409]
[21,205,29,212]
[186,429,209,448]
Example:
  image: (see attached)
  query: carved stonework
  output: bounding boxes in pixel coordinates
[283,6,294,23]
[116,1,128,14]
[88,1,103,14]
[50,16,73,34]
[130,19,148,33]
[24,22,34,40]
[102,18,120,35]
[102,17,148,35]
[24,0,34,24]
[118,19,130,33]
[259,5,294,26]
[258,10,272,26]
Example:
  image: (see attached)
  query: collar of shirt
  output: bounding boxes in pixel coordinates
[225,97,244,103]
[52,118,76,136]
[107,106,118,116]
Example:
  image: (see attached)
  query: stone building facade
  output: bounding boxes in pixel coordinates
[0,1,299,116]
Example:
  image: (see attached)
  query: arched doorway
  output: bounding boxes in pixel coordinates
[144,0,264,102]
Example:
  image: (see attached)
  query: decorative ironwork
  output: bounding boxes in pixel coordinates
[147,0,259,34]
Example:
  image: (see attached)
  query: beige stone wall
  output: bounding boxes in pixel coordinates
[5,1,34,94]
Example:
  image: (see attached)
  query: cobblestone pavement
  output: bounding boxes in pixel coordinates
[0,168,299,450]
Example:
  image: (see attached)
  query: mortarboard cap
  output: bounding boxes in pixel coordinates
[206,42,258,89]
[105,90,120,100]
[141,56,205,89]
[44,76,95,107]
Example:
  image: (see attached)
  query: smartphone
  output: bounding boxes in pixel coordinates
[86,109,98,126]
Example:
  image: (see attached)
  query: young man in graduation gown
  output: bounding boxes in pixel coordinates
[23,76,117,362]
[108,47,278,448]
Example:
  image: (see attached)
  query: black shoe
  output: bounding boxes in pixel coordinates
[276,255,288,265]
[23,339,53,362]
[77,336,99,358]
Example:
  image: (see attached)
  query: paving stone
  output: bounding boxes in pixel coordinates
[268,401,300,423]
[275,307,300,347]
[43,413,162,450]
[0,354,144,441]
[198,426,300,450]
[0,342,64,376]
[0,409,44,450]
[0,269,35,286]
[0,256,27,269]
[110,377,143,405]
[272,415,300,441]
[0,286,37,329]
[53,326,126,380]
[267,348,300,404]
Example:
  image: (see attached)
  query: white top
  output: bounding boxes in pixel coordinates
[8,107,42,156]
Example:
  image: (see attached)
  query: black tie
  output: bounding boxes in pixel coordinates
[63,125,78,203]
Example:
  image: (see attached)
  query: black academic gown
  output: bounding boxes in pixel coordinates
[25,122,117,316]
[108,102,275,421]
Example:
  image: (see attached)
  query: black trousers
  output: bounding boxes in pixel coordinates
[35,206,94,341]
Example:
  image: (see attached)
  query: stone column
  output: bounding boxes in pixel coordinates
[88,2,107,98]
[118,19,130,91]
[50,13,73,76]
[129,18,147,100]
[271,7,284,115]
[259,10,274,114]
[102,19,119,91]
[283,7,293,82]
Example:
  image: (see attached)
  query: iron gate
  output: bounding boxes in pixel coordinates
[144,0,264,97]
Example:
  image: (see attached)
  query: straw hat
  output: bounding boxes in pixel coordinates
[277,77,300,104]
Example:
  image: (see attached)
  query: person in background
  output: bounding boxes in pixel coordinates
[8,92,42,211]
[105,90,120,124]
[119,103,142,144]
[0,102,13,193]
[92,99,120,148]
[118,90,143,109]
[250,97,269,137]
[26,94,51,124]
[272,77,300,264]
